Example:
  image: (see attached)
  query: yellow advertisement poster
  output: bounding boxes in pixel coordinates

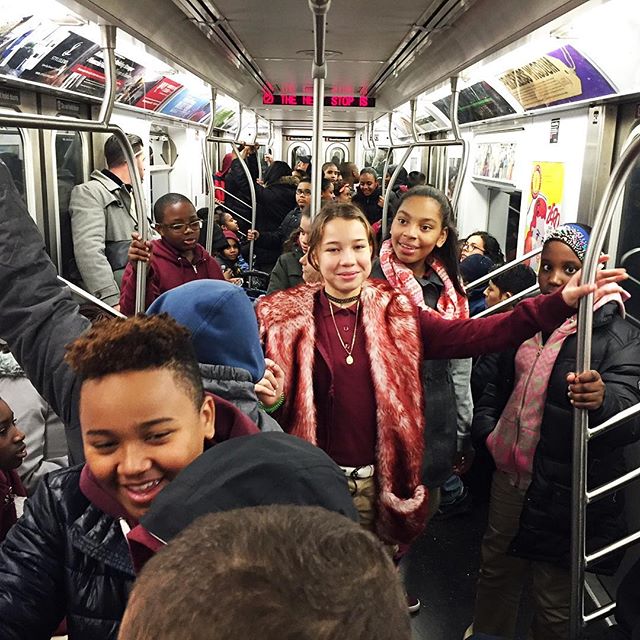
[524,162,564,269]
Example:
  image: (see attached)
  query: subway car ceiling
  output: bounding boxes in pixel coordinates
[52,0,596,125]
[0,0,638,136]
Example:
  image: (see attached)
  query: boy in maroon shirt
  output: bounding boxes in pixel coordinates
[119,193,224,315]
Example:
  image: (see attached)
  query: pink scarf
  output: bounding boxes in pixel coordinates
[379,239,469,320]
[487,290,629,489]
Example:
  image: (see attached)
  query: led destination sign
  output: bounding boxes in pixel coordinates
[262,93,375,107]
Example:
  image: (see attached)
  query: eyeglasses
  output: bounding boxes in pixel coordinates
[463,242,484,254]
[296,189,312,196]
[160,220,203,233]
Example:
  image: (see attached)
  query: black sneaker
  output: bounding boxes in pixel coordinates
[433,488,472,521]
[407,594,421,615]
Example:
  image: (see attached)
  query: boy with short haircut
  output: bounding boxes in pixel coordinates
[119,193,224,315]
[0,397,27,542]
[119,505,410,640]
[0,314,260,640]
[484,263,537,309]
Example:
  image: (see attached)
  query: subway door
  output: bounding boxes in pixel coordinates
[40,94,92,278]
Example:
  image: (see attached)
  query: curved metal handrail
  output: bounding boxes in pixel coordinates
[465,247,543,291]
[570,131,640,638]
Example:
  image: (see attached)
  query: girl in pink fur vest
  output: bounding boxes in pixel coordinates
[255,204,626,551]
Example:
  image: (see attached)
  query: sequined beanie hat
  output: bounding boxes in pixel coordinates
[543,222,591,262]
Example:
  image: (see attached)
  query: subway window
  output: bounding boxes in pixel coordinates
[0,127,26,200]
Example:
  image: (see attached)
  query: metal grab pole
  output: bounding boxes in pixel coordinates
[381,147,410,235]
[230,140,257,270]
[466,247,543,291]
[449,76,469,214]
[570,131,640,639]
[254,112,262,182]
[410,98,419,143]
[204,88,217,254]
[57,276,126,318]
[308,0,331,218]
[97,26,117,126]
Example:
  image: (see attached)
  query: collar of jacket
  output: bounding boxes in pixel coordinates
[68,502,136,577]
[256,280,428,544]
[90,169,127,194]
[153,237,208,266]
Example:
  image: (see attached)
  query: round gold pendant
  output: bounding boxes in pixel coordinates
[346,355,354,365]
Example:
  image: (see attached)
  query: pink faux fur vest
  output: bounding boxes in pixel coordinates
[256,280,428,544]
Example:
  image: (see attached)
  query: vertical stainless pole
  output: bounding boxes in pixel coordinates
[97,26,117,126]
[309,0,330,218]
[570,131,640,638]
[410,97,419,143]
[255,112,263,182]
[311,76,325,217]
[204,87,217,254]
[231,141,257,270]
[449,76,469,214]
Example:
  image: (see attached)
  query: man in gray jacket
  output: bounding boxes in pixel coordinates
[69,133,145,309]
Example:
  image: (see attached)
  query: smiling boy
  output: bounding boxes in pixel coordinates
[119,193,224,315]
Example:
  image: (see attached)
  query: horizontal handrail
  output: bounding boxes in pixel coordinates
[587,465,640,503]
[214,186,252,210]
[466,247,542,291]
[212,199,251,230]
[586,529,640,567]
[584,602,616,624]
[57,276,126,318]
[472,284,539,318]
[588,401,640,440]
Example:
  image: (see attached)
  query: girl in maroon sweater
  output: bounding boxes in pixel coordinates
[256,203,625,549]
[0,397,27,543]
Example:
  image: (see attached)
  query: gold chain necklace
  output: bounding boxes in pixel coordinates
[328,299,360,365]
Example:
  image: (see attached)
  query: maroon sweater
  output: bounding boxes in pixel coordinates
[119,239,224,315]
[310,288,573,466]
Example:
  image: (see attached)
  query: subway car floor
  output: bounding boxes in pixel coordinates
[401,501,489,640]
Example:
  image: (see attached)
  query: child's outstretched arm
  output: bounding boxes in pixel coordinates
[0,160,87,463]
[421,263,628,361]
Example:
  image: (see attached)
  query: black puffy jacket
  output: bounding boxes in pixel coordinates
[472,303,640,573]
[0,467,134,640]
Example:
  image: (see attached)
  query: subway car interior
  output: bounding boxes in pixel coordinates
[0,0,639,638]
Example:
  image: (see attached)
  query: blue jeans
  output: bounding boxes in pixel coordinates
[440,473,464,505]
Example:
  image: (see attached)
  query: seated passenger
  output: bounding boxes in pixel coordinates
[119,505,410,640]
[0,396,27,543]
[471,224,640,640]
[266,209,311,294]
[0,314,260,640]
[215,230,246,284]
[69,133,146,309]
[321,177,335,201]
[460,253,495,316]
[484,263,537,311]
[147,280,284,433]
[461,231,505,266]
[119,193,224,315]
[0,349,67,494]
[406,170,426,189]
[335,179,353,203]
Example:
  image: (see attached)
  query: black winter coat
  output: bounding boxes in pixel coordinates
[352,187,398,225]
[223,155,259,230]
[0,467,134,640]
[473,303,640,573]
[253,178,298,270]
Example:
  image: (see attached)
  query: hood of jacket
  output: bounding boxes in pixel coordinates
[147,280,265,382]
[151,237,209,268]
[199,363,281,433]
[130,432,358,565]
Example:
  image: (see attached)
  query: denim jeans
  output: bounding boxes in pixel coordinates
[439,473,464,505]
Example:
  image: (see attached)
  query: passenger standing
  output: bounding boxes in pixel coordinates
[338,161,360,187]
[224,144,259,232]
[370,186,473,521]
[119,193,224,315]
[0,396,27,543]
[322,161,339,183]
[471,223,640,639]
[255,202,623,551]
[353,167,398,225]
[267,210,311,294]
[69,133,146,309]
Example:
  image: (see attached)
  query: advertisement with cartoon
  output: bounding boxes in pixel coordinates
[524,162,564,269]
